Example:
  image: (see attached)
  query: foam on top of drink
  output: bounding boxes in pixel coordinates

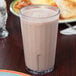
[21,7,59,22]
[23,8,57,18]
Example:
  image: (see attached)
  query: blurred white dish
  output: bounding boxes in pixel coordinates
[60,25,76,35]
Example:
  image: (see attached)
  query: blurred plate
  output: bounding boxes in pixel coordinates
[10,0,76,23]
[0,69,31,76]
[59,18,76,23]
[10,0,19,17]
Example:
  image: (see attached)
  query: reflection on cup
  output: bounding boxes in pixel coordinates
[20,5,60,75]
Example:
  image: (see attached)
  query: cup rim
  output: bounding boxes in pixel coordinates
[20,4,60,19]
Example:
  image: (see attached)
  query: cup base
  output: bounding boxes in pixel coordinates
[0,30,9,38]
[26,67,54,75]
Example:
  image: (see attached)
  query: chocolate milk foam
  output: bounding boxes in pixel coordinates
[20,8,59,71]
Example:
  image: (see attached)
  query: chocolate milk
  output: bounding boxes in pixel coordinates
[20,7,59,72]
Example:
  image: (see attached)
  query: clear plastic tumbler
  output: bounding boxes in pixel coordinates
[0,0,9,38]
[20,5,60,75]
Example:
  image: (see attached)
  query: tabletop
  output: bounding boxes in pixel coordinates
[0,0,76,76]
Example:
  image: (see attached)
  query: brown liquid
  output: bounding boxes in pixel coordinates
[20,8,59,71]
